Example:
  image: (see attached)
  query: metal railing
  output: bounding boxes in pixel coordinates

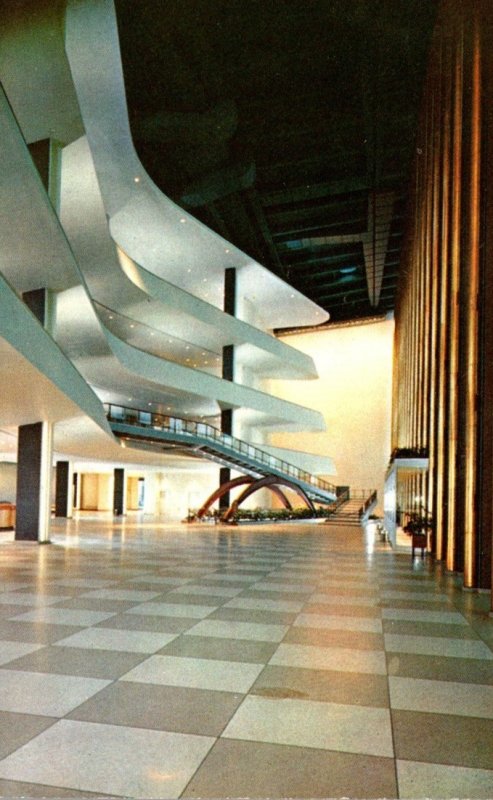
[104,403,337,498]
[359,489,378,517]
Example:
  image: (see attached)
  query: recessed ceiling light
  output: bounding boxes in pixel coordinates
[225,248,230,253]
[129,324,135,328]
[108,315,113,320]
[187,268,192,273]
[134,176,140,183]
[180,218,186,223]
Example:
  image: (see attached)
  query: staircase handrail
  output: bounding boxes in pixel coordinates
[359,489,378,517]
[105,403,337,497]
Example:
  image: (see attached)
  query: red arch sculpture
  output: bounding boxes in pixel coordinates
[196,474,294,520]
[221,474,315,522]
[195,473,316,523]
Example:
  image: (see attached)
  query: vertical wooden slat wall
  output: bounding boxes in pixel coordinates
[392,0,492,602]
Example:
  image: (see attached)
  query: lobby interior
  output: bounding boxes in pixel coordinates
[0,0,492,797]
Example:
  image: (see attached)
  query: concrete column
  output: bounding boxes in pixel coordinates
[16,421,53,542]
[55,460,73,518]
[219,268,237,510]
[113,468,126,515]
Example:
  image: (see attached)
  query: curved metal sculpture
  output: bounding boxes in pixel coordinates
[196,474,294,520]
[222,475,315,522]
[196,473,315,523]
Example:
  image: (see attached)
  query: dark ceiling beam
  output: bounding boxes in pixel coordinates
[262,175,407,208]
[315,281,399,302]
[243,188,286,279]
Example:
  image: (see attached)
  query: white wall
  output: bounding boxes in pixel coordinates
[0,462,16,502]
[268,318,394,512]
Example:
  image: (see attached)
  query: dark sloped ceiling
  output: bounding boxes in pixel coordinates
[116,0,437,325]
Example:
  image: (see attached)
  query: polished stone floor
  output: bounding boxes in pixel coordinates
[0,515,491,798]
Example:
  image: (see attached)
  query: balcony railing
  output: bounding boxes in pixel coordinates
[105,403,337,499]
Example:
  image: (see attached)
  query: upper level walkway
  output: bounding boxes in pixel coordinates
[0,515,491,798]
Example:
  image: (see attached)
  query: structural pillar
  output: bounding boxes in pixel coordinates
[55,460,73,518]
[113,468,126,516]
[16,287,55,543]
[16,422,53,542]
[219,267,237,510]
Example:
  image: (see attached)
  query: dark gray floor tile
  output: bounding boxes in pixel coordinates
[158,634,278,663]
[303,603,382,618]
[251,664,389,706]
[379,598,456,610]
[284,625,385,651]
[151,592,230,606]
[94,613,196,633]
[50,597,137,612]
[0,711,57,759]
[392,709,493,769]
[238,588,312,601]
[314,586,379,598]
[182,738,397,798]
[386,651,493,684]
[194,578,261,589]
[0,778,117,797]
[208,606,297,625]
[67,680,242,736]
[0,621,83,643]
[2,646,147,679]
[383,619,480,639]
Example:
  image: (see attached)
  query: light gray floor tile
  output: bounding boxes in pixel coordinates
[9,608,117,626]
[0,641,45,666]
[0,670,110,716]
[253,581,316,593]
[270,642,387,674]
[222,695,394,757]
[126,602,217,618]
[389,676,493,718]
[185,619,288,642]
[127,576,191,586]
[50,579,115,588]
[53,627,178,653]
[80,588,163,601]
[397,759,493,799]
[385,633,493,659]
[121,653,264,692]
[0,593,71,606]
[294,612,382,633]
[382,607,468,625]
[0,719,215,799]
[0,583,32,592]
